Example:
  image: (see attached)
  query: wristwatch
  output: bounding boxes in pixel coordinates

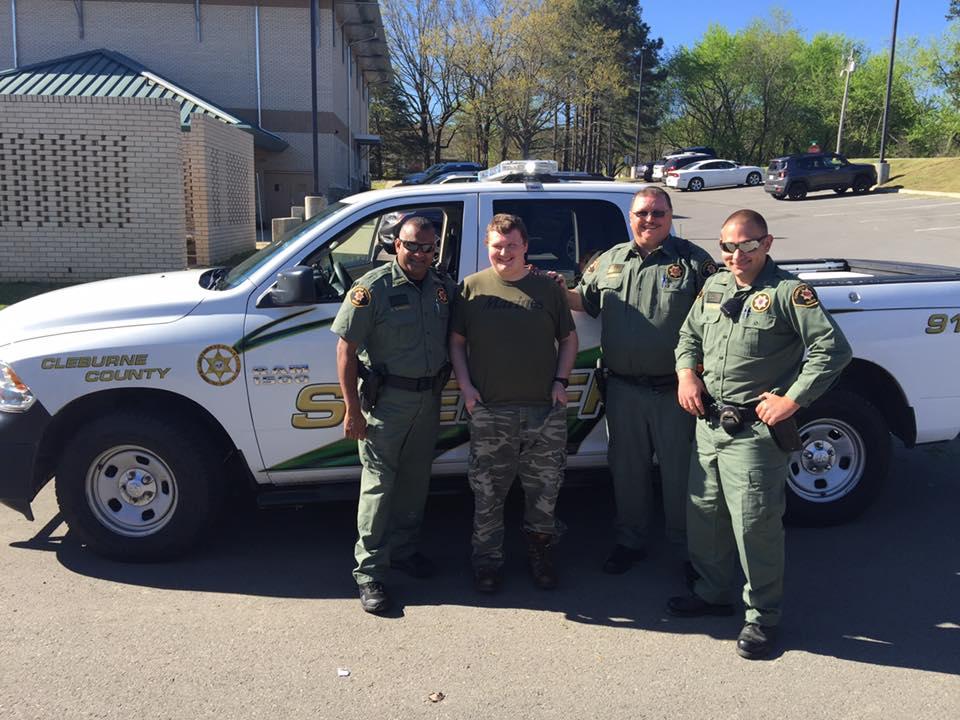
[553,377,569,388]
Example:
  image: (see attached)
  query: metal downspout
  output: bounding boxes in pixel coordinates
[254,5,263,128]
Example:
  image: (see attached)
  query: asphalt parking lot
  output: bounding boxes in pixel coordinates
[2,185,959,719]
[669,185,960,267]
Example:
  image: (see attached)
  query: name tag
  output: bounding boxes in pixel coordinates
[389,294,411,310]
[705,291,724,304]
[606,264,623,276]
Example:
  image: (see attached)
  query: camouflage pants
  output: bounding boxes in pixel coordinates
[467,402,568,569]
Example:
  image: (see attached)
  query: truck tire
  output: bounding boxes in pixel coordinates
[852,175,872,194]
[787,182,807,201]
[55,412,224,561]
[784,389,891,526]
[833,185,848,194]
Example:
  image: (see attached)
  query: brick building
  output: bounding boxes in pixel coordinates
[0,0,390,222]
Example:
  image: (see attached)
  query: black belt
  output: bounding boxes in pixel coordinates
[383,373,439,392]
[705,402,758,423]
[609,372,678,390]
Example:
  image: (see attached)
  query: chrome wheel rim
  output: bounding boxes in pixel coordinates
[85,445,178,536]
[787,419,866,503]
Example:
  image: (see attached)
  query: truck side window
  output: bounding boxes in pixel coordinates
[492,199,629,286]
[302,202,464,301]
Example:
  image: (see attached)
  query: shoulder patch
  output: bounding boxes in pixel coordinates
[586,258,600,275]
[701,260,718,278]
[666,263,684,280]
[791,283,819,308]
[750,292,771,313]
[350,285,372,308]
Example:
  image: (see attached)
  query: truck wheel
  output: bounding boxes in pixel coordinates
[784,390,891,526]
[833,185,848,194]
[746,172,762,186]
[787,183,807,200]
[771,193,785,200]
[55,412,223,561]
[852,175,872,194]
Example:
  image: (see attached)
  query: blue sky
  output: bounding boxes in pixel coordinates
[641,1,951,54]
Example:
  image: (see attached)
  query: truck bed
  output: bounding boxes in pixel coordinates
[779,259,960,286]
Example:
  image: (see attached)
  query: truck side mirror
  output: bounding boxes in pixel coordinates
[270,266,317,306]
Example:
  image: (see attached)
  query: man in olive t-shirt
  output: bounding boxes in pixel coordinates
[450,214,578,593]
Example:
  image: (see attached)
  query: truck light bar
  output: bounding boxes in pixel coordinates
[478,160,559,182]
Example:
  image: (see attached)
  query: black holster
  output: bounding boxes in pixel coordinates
[769,417,802,452]
[358,364,385,413]
[595,358,610,402]
[434,363,453,395]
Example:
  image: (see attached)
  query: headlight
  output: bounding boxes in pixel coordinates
[0,361,36,413]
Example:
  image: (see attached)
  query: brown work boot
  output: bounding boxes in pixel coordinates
[526,531,558,590]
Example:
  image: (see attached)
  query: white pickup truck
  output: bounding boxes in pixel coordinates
[2,169,959,560]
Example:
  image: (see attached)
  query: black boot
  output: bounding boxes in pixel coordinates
[526,531,558,590]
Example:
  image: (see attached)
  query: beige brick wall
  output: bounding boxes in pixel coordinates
[0,95,187,282]
[3,0,374,191]
[183,114,256,265]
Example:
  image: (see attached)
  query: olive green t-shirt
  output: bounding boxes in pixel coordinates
[451,268,575,405]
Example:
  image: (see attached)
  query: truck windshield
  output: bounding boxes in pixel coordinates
[212,202,350,290]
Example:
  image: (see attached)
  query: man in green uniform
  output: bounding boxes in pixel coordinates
[668,209,852,659]
[568,187,717,574]
[450,214,578,593]
[332,215,456,614]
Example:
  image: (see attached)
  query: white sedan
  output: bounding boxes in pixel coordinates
[664,159,764,191]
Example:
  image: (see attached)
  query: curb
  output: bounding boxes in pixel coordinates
[885,188,960,199]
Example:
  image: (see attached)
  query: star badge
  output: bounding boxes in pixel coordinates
[197,344,241,386]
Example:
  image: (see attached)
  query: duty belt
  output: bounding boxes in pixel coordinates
[383,373,440,392]
[705,402,758,424]
[609,372,678,390]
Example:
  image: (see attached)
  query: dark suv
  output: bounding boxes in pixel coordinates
[764,153,876,200]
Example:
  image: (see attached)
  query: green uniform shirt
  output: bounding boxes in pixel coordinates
[576,235,718,376]
[331,260,456,377]
[675,259,853,407]
[451,268,575,406]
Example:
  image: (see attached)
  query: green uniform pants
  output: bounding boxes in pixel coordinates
[687,417,789,626]
[353,385,440,585]
[605,377,695,548]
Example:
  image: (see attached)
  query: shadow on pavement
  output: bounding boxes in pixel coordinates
[14,440,959,675]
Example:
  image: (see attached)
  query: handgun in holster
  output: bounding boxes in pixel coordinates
[433,363,453,395]
[358,364,385,413]
[594,358,610,402]
[769,417,802,452]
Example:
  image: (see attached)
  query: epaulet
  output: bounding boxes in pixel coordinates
[356,263,393,287]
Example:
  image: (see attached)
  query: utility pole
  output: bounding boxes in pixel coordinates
[633,53,644,177]
[836,53,856,154]
[878,0,900,166]
[309,0,319,195]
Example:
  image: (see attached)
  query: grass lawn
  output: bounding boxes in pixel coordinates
[0,282,75,312]
[853,157,960,193]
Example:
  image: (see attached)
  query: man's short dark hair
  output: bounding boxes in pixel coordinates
[633,186,672,211]
[400,215,436,237]
[722,209,768,237]
[486,213,528,244]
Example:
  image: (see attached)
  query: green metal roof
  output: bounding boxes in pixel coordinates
[0,49,288,152]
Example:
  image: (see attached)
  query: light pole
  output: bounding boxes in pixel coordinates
[836,53,855,154]
[878,0,900,182]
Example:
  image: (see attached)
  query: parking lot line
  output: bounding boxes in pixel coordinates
[914,225,960,232]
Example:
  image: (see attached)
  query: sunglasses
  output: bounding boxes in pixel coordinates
[719,236,765,254]
[400,240,438,253]
[632,210,668,219]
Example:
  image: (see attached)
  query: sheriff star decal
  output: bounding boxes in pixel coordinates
[197,344,241,386]
[751,292,772,313]
[350,285,372,308]
[666,263,684,280]
[436,286,448,304]
[792,283,820,308]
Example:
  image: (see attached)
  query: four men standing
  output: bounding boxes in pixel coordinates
[332,192,852,661]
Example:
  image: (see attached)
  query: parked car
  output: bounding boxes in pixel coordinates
[671,145,717,157]
[664,158,764,191]
[764,153,877,200]
[401,161,483,185]
[429,171,478,184]
[657,153,714,180]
